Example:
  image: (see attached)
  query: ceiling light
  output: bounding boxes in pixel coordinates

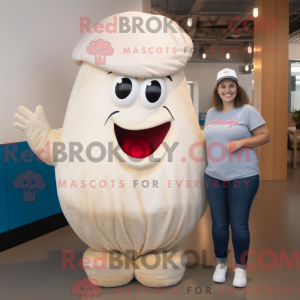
[226,52,230,59]
[248,44,252,54]
[253,7,258,18]
[202,52,206,59]
[245,64,249,71]
[253,1,258,18]
[187,17,192,27]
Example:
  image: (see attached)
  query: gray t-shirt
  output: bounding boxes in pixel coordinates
[204,104,266,181]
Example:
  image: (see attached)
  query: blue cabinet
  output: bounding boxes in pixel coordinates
[1,142,62,231]
[0,145,8,233]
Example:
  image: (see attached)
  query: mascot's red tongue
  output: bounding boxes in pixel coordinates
[121,138,152,158]
[114,122,171,159]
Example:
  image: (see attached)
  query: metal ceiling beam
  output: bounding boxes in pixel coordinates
[191,11,243,15]
[194,31,253,36]
[190,0,205,13]
[151,5,167,16]
[172,12,247,18]
[289,6,300,16]
[289,29,300,42]
[195,14,242,17]
[193,38,252,42]
[185,1,205,40]
[290,14,300,23]
[210,9,253,46]
[224,38,253,42]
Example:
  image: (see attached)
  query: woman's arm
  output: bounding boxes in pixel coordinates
[226,124,271,153]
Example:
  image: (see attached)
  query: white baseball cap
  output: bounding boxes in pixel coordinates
[217,68,238,84]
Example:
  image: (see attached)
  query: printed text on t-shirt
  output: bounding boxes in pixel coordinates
[207,117,239,128]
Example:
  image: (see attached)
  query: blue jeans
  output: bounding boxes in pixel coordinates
[204,173,260,269]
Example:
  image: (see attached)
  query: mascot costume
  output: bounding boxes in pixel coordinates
[14,12,207,287]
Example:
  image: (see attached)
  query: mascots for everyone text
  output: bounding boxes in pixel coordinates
[14,12,207,287]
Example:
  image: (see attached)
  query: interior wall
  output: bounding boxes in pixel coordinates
[142,0,151,13]
[183,62,253,114]
[0,0,146,144]
[289,43,300,60]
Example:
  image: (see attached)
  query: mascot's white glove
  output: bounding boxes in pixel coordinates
[14,105,62,167]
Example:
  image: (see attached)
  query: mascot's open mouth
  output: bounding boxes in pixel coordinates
[114,122,171,158]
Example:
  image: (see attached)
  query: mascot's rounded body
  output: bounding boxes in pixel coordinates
[56,62,207,260]
[14,12,207,287]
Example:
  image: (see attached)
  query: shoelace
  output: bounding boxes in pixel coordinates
[235,268,245,278]
[217,264,226,271]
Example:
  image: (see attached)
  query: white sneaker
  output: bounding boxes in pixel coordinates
[213,264,227,283]
[233,268,247,287]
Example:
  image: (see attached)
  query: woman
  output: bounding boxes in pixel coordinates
[204,68,270,288]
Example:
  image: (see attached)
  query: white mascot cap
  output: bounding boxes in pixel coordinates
[72,11,193,78]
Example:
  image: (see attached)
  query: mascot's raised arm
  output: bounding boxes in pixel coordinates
[14,105,62,167]
[14,11,207,288]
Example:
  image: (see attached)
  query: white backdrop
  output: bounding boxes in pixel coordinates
[0,0,150,144]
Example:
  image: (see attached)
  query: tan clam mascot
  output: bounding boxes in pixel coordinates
[14,12,207,287]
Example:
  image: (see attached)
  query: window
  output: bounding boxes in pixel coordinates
[289,60,300,113]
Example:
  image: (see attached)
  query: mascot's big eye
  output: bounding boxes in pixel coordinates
[140,78,166,110]
[111,76,139,108]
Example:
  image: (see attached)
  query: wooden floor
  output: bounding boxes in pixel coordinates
[1,162,300,300]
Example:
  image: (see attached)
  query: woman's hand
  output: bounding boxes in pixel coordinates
[226,124,271,153]
[226,141,243,153]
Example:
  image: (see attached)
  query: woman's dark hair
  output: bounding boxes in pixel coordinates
[212,81,250,111]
